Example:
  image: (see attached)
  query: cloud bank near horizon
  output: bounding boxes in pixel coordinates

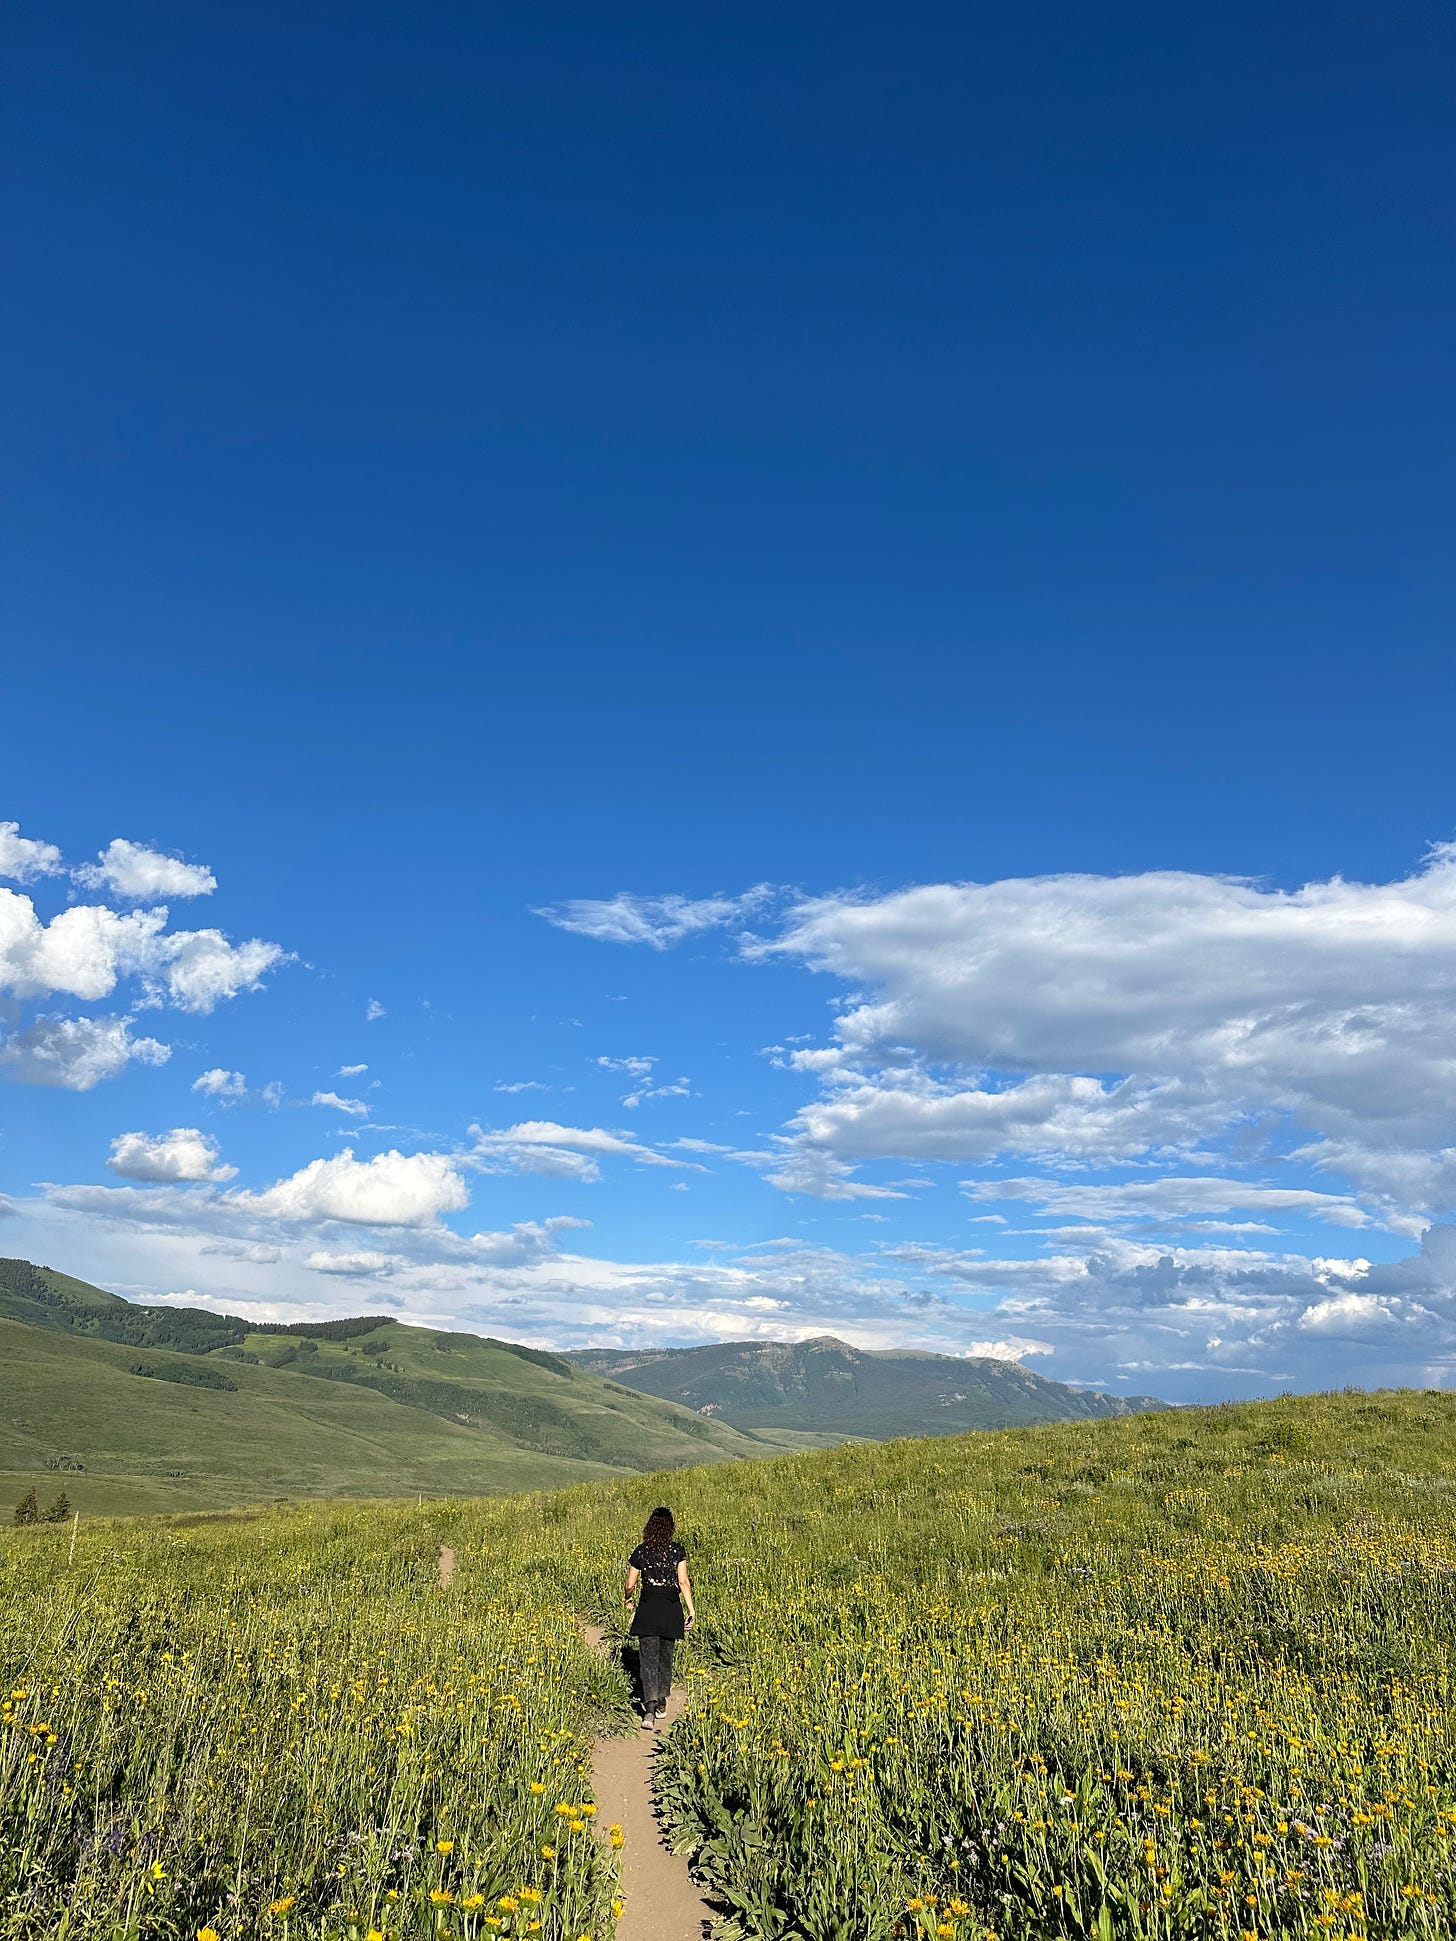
[11,822,1456,1399]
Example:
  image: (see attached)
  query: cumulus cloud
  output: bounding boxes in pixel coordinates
[108,1128,237,1183]
[1297,1291,1401,1333]
[337,1063,368,1078]
[74,838,216,900]
[550,849,1456,1222]
[0,821,64,883]
[310,1090,370,1118]
[876,1223,1456,1398]
[962,1336,1056,1361]
[233,1148,469,1226]
[140,930,285,1013]
[366,999,386,1021]
[769,853,1456,1151]
[193,1068,247,1099]
[0,889,284,1016]
[0,1015,170,1089]
[0,895,169,1002]
[537,885,776,950]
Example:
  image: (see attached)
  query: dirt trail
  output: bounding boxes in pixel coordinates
[583,1624,717,1941]
[437,1556,710,1936]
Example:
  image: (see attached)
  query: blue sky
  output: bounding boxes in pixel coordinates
[4,1,1455,1401]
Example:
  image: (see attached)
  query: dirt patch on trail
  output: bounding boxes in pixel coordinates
[437,1544,456,1588]
[583,1624,716,1941]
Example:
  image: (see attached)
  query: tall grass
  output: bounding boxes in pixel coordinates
[5,1391,1456,1939]
[1,1505,625,1939]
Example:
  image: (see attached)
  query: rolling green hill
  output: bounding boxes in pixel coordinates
[0,1257,766,1515]
[567,1332,1165,1436]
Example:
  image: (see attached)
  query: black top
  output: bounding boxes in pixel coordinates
[628,1540,687,1638]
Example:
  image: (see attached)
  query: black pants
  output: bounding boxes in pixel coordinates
[638,1634,676,1706]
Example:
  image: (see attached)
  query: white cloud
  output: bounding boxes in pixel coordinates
[0,1015,170,1090]
[567,849,1456,1222]
[0,894,169,1001]
[18,1146,1456,1396]
[0,821,64,883]
[596,1053,692,1108]
[0,889,284,1015]
[366,999,386,1021]
[108,1128,236,1183]
[495,1079,547,1094]
[763,1147,910,1201]
[769,852,1456,1150]
[337,1063,368,1078]
[962,1336,1056,1361]
[1296,1291,1403,1333]
[75,838,216,900]
[310,1090,370,1118]
[779,1071,1214,1174]
[193,1067,246,1099]
[233,1148,469,1226]
[537,885,776,950]
[305,1248,397,1276]
[140,929,285,1013]
[963,1175,1373,1229]
[466,1120,702,1181]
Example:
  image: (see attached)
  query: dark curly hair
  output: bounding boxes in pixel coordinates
[642,1505,675,1549]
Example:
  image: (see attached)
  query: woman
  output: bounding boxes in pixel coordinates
[624,1505,695,1728]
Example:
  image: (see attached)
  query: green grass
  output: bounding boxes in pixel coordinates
[0,1258,768,1515]
[5,1389,1456,1940]
[0,1320,628,1514]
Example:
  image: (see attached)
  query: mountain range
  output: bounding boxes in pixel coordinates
[567,1335,1164,1438]
[1,1259,1164,1517]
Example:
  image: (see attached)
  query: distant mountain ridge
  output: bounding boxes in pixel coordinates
[566,1334,1165,1438]
[0,1257,767,1516]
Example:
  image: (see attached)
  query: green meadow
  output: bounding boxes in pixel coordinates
[5,1389,1455,1940]
[0,1260,771,1516]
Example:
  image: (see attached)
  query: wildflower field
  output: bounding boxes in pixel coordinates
[5,1390,1456,1941]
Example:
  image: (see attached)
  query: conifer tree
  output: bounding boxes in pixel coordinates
[44,1490,72,1523]
[13,1487,39,1526]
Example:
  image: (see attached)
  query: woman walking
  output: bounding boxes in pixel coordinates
[624,1505,695,1728]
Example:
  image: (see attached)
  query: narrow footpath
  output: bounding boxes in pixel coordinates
[435,1548,714,1939]
[583,1625,717,1941]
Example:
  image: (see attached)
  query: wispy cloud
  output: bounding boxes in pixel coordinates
[536,885,777,950]
[310,1089,370,1118]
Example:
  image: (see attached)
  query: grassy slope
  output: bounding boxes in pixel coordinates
[568,1332,1165,1437]
[0,1319,625,1514]
[0,1258,766,1515]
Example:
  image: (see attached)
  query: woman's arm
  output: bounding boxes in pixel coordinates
[624,1564,640,1609]
[677,1558,696,1629]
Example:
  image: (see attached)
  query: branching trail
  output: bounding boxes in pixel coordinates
[583,1624,717,1941]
